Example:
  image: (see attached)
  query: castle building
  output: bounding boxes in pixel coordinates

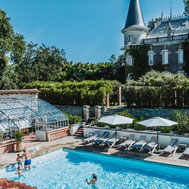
[122,0,189,74]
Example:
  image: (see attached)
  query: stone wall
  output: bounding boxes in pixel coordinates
[127,108,189,119]
[55,105,83,116]
[55,105,189,119]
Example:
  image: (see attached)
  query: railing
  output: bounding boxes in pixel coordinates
[143,33,189,44]
[161,15,187,22]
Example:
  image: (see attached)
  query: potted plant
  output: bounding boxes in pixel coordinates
[14,130,25,152]
[0,131,3,142]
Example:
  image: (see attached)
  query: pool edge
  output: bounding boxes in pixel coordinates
[63,147,189,169]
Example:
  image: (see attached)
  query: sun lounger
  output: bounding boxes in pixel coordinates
[180,148,189,159]
[142,136,158,153]
[118,134,135,150]
[161,138,179,157]
[83,131,99,144]
[93,131,110,144]
[131,135,147,151]
[103,132,120,148]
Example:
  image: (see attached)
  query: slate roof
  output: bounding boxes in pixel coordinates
[148,16,189,37]
[123,0,147,31]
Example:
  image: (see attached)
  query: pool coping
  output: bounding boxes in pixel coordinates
[1,136,189,170]
[63,147,189,170]
[1,146,189,171]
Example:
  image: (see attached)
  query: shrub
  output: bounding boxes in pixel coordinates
[118,110,138,129]
[64,113,82,124]
[159,126,172,133]
[173,110,189,134]
[0,131,3,142]
[14,130,25,142]
[134,124,146,131]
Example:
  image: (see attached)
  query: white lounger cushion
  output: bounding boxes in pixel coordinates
[183,148,189,155]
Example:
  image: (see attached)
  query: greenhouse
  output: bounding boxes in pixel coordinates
[0,97,69,139]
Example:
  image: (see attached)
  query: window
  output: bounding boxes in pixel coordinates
[162,50,169,65]
[178,49,184,64]
[148,51,154,65]
[128,36,132,42]
[126,53,133,66]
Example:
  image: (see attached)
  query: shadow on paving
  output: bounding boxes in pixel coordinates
[112,149,152,160]
[75,143,110,153]
[74,143,152,160]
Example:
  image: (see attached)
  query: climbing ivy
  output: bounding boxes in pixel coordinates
[182,41,189,74]
[125,44,150,80]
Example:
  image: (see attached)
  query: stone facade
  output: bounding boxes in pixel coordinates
[151,43,181,73]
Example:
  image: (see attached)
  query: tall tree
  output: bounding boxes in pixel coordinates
[11,33,26,65]
[184,0,189,15]
[109,54,116,64]
[0,9,26,89]
[17,43,67,82]
[0,10,14,73]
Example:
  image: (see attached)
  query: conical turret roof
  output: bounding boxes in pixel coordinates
[123,0,147,31]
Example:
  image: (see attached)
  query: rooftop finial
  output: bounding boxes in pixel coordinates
[161,9,164,19]
[170,0,173,19]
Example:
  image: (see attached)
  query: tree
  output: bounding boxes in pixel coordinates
[16,43,67,82]
[0,9,25,89]
[147,17,162,32]
[109,54,116,64]
[0,10,14,74]
[183,0,189,15]
[0,65,19,89]
[11,33,26,65]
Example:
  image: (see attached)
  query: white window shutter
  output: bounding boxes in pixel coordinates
[126,53,133,66]
[178,49,184,64]
[162,50,169,65]
[148,51,154,65]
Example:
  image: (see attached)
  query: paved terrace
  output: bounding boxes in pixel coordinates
[0,136,189,169]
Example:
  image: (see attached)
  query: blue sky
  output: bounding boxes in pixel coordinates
[0,0,185,63]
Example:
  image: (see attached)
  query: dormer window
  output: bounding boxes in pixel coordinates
[148,51,154,66]
[178,49,184,64]
[162,50,169,65]
[128,36,132,42]
[126,53,133,66]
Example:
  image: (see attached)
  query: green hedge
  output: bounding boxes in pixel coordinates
[124,71,189,108]
[22,80,120,106]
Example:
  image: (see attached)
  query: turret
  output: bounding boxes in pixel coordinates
[122,0,148,46]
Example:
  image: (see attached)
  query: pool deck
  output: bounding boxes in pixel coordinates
[1,136,189,169]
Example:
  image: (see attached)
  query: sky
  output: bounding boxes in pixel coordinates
[0,0,185,63]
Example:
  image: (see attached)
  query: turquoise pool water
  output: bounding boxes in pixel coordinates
[0,149,189,189]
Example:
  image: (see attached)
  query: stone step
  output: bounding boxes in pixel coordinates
[74,127,84,137]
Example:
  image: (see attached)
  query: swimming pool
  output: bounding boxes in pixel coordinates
[0,148,189,189]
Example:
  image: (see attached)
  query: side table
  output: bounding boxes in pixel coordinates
[178,143,188,152]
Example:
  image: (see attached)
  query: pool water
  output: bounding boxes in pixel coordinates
[0,148,189,189]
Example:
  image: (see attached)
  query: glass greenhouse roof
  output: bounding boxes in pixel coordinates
[0,97,68,132]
